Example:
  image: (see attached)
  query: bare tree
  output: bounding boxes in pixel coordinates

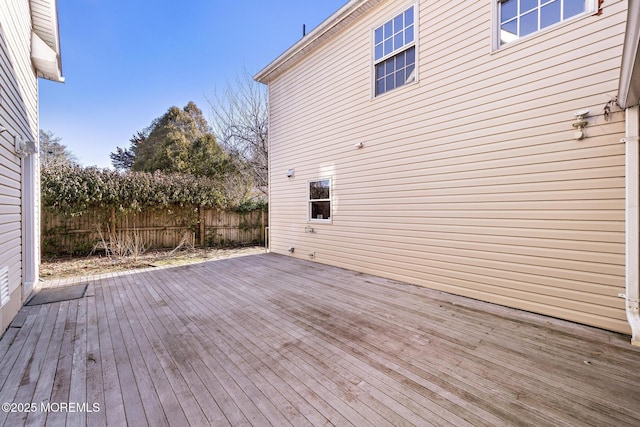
[208,71,268,197]
[39,130,78,168]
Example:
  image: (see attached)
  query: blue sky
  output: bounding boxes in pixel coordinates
[40,0,347,168]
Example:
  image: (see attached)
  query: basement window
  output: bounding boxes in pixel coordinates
[373,5,416,96]
[309,179,331,222]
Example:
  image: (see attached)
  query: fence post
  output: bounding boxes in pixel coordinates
[261,208,266,244]
[110,207,116,235]
[199,206,206,247]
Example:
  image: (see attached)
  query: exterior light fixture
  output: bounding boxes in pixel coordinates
[0,126,7,134]
[14,135,37,157]
[573,109,589,140]
[286,168,295,178]
[354,142,364,149]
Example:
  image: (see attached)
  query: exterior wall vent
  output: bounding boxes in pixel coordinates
[0,267,9,307]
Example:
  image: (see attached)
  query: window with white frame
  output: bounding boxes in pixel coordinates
[309,179,331,222]
[498,0,593,46]
[374,6,416,96]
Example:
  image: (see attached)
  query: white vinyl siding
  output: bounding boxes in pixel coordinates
[266,0,629,333]
[0,0,40,331]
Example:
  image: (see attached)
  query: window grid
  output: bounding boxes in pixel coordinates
[374,6,416,96]
[309,179,331,222]
[375,47,416,96]
[499,0,587,45]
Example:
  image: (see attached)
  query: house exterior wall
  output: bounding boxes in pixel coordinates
[0,0,40,333]
[266,0,630,333]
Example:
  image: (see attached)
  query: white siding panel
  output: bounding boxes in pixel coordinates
[267,0,630,333]
[0,0,39,330]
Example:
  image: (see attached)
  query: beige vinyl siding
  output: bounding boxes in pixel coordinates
[267,0,629,333]
[0,0,39,331]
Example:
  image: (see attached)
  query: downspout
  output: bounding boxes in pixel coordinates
[267,85,272,253]
[625,105,640,346]
[21,141,39,299]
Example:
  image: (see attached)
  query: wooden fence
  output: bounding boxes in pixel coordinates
[41,206,267,256]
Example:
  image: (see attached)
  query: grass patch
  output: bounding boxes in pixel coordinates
[41,246,265,280]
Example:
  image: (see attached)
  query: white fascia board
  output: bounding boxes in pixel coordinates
[255,0,382,83]
[30,0,64,83]
[31,31,64,83]
[618,0,640,108]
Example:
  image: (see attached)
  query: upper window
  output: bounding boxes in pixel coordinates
[374,6,416,96]
[499,0,590,46]
[309,179,331,222]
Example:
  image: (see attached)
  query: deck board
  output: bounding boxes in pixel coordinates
[11,305,57,427]
[1,253,639,426]
[138,274,254,426]
[197,263,466,426]
[119,276,195,427]
[127,275,211,426]
[208,259,530,426]
[26,303,69,427]
[94,284,127,427]
[68,294,88,427]
[1,307,49,427]
[84,282,106,427]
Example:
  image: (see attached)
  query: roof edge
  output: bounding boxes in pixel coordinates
[255,0,380,84]
[618,0,640,108]
[30,0,63,82]
[31,31,64,82]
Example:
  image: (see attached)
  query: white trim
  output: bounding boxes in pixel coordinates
[29,0,64,82]
[255,0,385,83]
[21,137,39,300]
[31,31,64,83]
[308,178,332,223]
[0,267,9,308]
[267,86,272,252]
[492,0,598,51]
[618,0,640,108]
[625,105,640,346]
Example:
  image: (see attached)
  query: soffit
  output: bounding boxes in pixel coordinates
[29,0,63,82]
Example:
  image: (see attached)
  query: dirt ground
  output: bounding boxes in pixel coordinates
[40,246,266,280]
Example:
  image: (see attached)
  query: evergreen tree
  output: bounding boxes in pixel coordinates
[110,102,235,178]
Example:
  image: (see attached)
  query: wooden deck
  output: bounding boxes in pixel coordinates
[0,253,639,426]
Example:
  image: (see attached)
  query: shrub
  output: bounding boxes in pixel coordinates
[41,165,234,215]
